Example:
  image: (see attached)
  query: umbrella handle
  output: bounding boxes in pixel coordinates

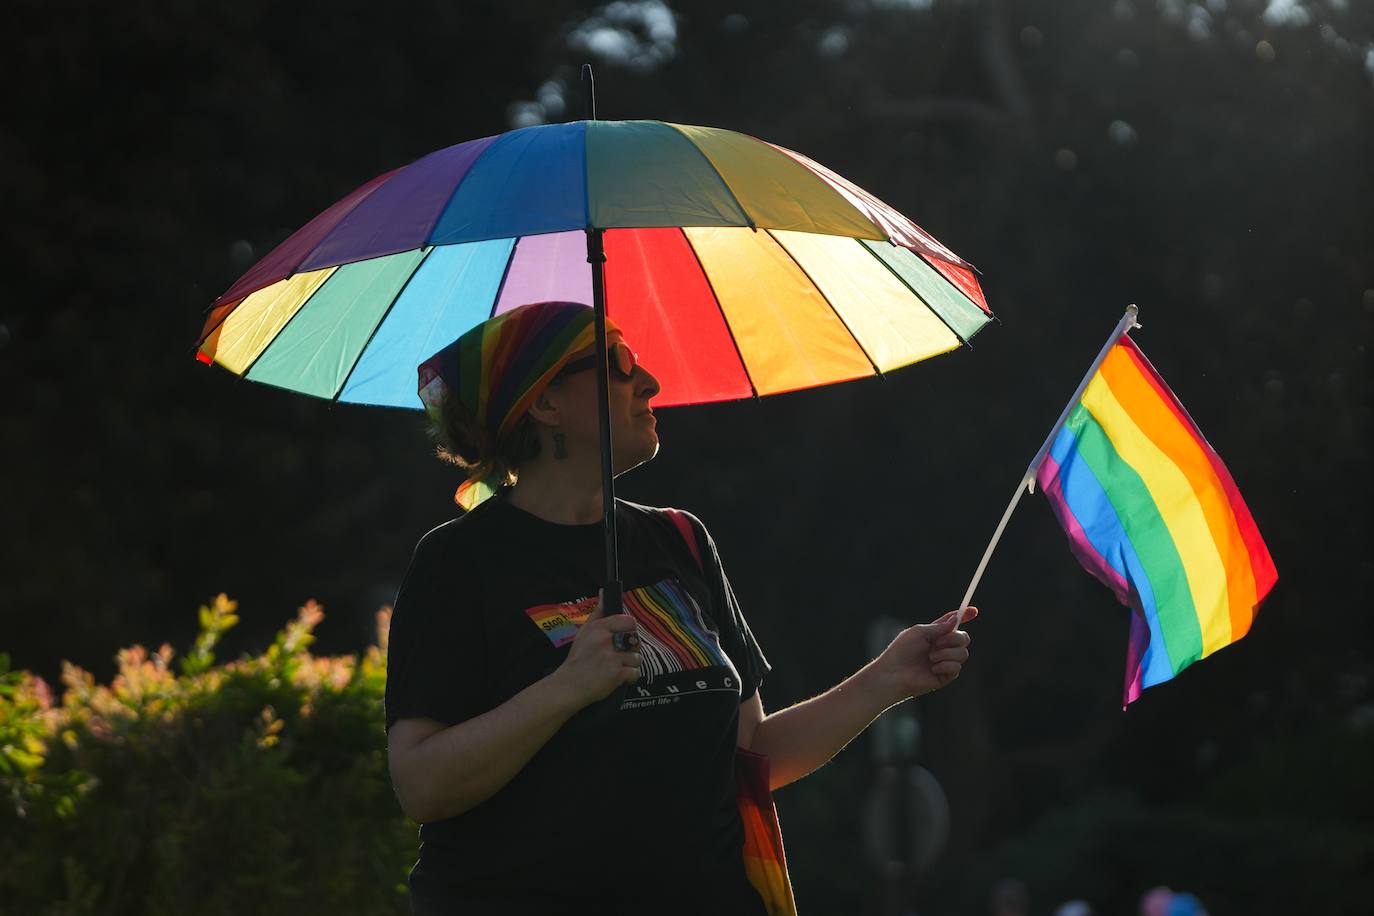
[601,580,623,617]
[568,579,625,730]
[600,579,624,710]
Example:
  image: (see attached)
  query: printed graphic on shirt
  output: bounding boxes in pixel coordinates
[523,578,732,684]
[523,597,596,648]
[624,578,730,678]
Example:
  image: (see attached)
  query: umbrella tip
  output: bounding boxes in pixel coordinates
[581,64,596,120]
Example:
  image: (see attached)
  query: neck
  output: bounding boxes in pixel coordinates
[507,454,607,525]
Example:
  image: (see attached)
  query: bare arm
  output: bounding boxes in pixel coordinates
[737,608,976,792]
[388,598,640,823]
[389,675,581,823]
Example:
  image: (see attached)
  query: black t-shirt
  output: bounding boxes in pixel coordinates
[385,492,770,915]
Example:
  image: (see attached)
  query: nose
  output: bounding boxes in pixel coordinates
[633,362,660,400]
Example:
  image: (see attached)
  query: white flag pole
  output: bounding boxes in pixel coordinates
[954,305,1141,623]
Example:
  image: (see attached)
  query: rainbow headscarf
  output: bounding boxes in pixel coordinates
[417,301,618,509]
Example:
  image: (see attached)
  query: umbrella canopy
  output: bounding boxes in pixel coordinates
[197,119,992,406]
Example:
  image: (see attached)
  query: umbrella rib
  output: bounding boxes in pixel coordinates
[663,123,756,230]
[858,240,971,349]
[198,270,330,352]
[911,245,1000,336]
[331,246,436,402]
[487,237,523,318]
[195,298,239,351]
[677,227,758,399]
[913,248,994,324]
[212,166,403,312]
[236,267,338,381]
[419,139,497,249]
[765,230,883,379]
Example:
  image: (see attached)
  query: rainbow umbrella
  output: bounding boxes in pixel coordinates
[198,120,990,407]
[197,109,992,594]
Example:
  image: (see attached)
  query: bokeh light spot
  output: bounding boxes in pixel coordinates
[722,13,748,34]
[1108,119,1139,146]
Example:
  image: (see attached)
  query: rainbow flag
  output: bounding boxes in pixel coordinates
[734,748,797,916]
[1035,335,1277,705]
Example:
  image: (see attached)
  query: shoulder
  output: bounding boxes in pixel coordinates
[616,499,713,540]
[616,498,706,529]
[408,499,504,568]
[394,508,501,621]
[616,499,720,574]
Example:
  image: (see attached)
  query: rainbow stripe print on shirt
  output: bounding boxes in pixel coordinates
[523,577,729,678]
[625,577,729,678]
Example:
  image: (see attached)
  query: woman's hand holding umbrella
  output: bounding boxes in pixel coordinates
[552,589,643,708]
[388,590,643,825]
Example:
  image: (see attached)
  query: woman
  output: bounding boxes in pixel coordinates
[385,301,976,915]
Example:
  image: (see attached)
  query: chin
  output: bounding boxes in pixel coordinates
[614,436,660,475]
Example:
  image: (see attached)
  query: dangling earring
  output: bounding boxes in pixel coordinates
[553,429,569,460]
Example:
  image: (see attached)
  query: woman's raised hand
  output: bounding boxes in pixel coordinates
[552,589,643,709]
[872,606,978,705]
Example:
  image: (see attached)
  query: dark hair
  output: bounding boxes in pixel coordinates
[426,389,542,490]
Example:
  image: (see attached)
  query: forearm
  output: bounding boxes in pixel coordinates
[392,673,580,823]
[749,661,899,791]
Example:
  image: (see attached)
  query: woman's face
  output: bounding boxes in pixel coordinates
[544,330,661,475]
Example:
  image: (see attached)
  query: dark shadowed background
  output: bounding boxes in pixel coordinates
[4,1,1372,913]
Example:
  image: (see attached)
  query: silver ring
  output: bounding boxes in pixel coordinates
[612,633,634,651]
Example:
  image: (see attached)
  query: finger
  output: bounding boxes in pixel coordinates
[933,630,972,649]
[620,665,642,684]
[619,651,642,669]
[603,615,639,634]
[922,613,961,636]
[929,647,970,665]
[931,660,963,678]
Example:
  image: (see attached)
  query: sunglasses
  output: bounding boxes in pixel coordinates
[556,341,639,380]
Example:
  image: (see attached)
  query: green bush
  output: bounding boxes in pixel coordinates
[0,595,415,915]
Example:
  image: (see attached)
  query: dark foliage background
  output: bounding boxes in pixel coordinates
[3,0,1371,912]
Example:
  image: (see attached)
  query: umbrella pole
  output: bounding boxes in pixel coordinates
[588,226,623,616]
[582,64,623,616]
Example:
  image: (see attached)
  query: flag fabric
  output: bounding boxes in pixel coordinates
[1035,334,1277,705]
[735,748,798,916]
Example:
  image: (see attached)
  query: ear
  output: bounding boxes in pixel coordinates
[524,384,562,428]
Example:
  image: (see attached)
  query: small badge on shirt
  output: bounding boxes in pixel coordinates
[523,597,598,648]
